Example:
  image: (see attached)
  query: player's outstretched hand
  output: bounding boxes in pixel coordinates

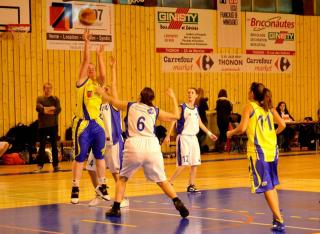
[95,85,106,96]
[97,44,105,55]
[163,136,171,145]
[166,88,175,98]
[209,133,218,141]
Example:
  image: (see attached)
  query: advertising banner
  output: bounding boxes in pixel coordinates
[217,0,241,48]
[246,12,295,55]
[155,7,214,53]
[161,53,293,73]
[47,0,114,51]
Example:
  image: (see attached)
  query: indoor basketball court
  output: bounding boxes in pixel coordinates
[0,0,319,234]
[0,153,319,233]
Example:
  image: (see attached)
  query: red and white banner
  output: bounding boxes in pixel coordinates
[246,12,295,55]
[155,7,213,53]
[217,0,241,48]
[161,53,293,73]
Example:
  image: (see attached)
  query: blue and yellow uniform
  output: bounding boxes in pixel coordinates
[247,102,279,194]
[72,78,105,162]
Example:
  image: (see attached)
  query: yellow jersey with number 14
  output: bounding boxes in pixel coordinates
[74,78,102,120]
[246,102,278,162]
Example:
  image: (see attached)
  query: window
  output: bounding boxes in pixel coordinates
[162,0,190,8]
[253,0,276,12]
[192,0,213,9]
[241,0,252,11]
[316,0,320,15]
[277,0,293,13]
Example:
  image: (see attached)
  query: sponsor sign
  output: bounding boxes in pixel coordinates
[217,0,241,48]
[47,0,114,51]
[161,53,292,73]
[246,12,295,55]
[155,7,213,53]
[245,55,292,72]
[127,0,145,5]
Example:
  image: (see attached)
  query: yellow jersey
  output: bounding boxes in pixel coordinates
[74,78,102,120]
[246,102,278,162]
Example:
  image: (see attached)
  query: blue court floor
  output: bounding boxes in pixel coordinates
[0,188,319,234]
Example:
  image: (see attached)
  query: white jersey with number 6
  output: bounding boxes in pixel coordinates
[125,102,159,137]
[121,102,166,182]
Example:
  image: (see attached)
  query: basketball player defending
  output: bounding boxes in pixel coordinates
[86,56,128,207]
[70,29,109,204]
[96,87,189,218]
[164,88,217,193]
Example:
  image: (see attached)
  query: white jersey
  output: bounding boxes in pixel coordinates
[100,103,123,145]
[176,103,200,135]
[125,102,159,137]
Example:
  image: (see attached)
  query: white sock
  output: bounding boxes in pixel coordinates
[72,180,80,187]
[97,177,106,185]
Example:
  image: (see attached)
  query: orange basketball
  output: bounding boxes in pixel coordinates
[78,8,97,26]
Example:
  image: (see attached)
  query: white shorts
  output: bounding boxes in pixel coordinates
[176,135,201,166]
[120,137,167,183]
[86,141,123,174]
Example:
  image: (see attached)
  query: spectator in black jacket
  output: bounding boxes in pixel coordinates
[215,89,232,153]
[196,88,209,151]
[35,82,61,172]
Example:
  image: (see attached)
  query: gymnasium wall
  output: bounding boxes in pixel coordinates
[0,1,319,138]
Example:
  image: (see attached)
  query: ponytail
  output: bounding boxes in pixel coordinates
[261,88,273,111]
[250,82,272,111]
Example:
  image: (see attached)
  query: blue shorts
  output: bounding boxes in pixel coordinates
[248,154,279,194]
[73,118,105,162]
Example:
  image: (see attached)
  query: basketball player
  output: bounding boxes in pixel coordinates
[96,87,189,218]
[227,83,286,232]
[164,88,217,192]
[70,29,109,204]
[86,56,128,207]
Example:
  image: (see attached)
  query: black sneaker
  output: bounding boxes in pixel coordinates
[187,184,200,193]
[33,166,43,173]
[71,187,79,204]
[95,184,111,201]
[271,219,285,232]
[105,207,121,217]
[53,166,60,172]
[174,199,189,218]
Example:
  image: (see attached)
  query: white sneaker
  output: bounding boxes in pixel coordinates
[71,198,79,204]
[70,187,79,204]
[88,196,102,207]
[95,184,111,201]
[120,198,130,208]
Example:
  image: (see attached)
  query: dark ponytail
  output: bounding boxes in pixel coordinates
[250,82,272,111]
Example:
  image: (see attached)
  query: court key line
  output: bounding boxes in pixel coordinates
[81,219,137,228]
[120,208,320,232]
[78,202,320,231]
[0,224,63,234]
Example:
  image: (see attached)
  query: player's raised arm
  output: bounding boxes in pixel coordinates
[95,86,127,111]
[158,88,180,122]
[97,45,106,86]
[109,56,118,99]
[78,29,91,86]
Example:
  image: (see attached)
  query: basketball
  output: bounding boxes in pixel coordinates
[78,8,97,26]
